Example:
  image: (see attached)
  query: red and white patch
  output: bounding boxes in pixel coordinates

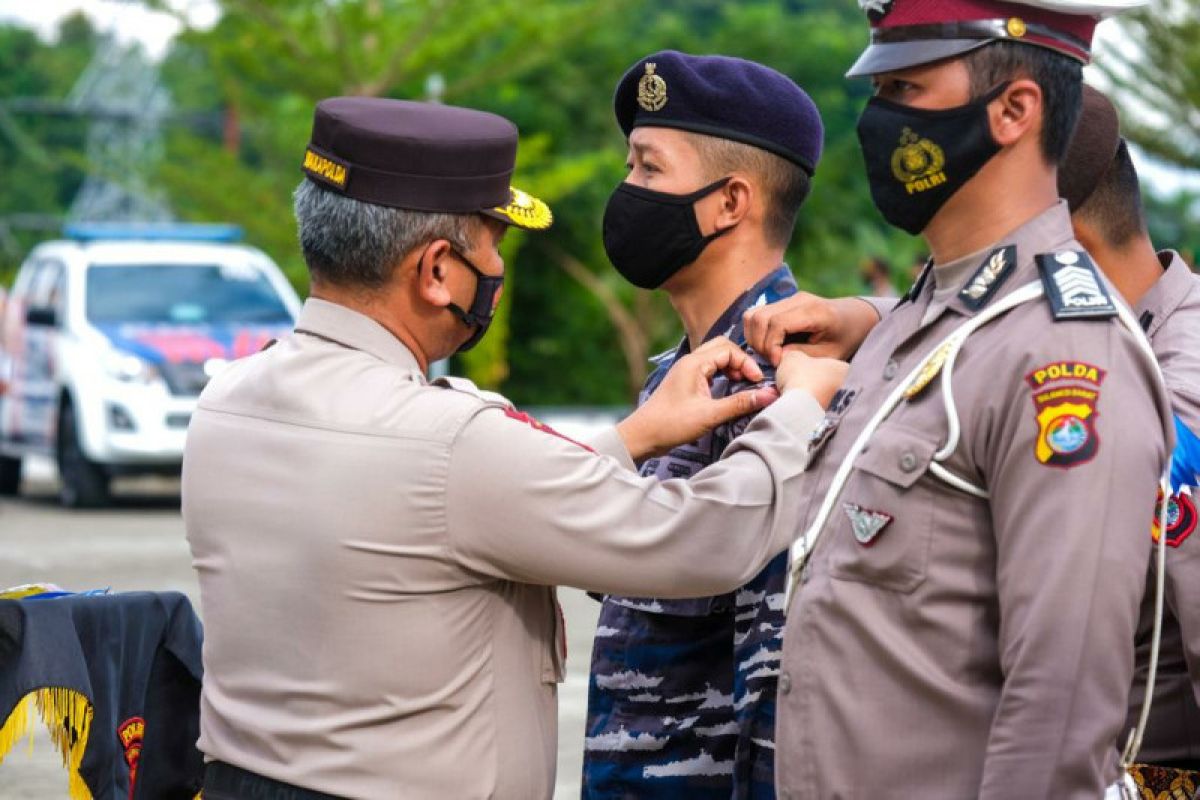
[503,408,595,453]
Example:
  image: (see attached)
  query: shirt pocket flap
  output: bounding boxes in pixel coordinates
[851,423,938,489]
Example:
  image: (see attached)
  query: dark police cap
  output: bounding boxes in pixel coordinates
[1058,84,1122,212]
[614,51,824,176]
[302,97,551,230]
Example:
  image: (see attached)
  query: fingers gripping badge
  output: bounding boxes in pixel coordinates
[1025,361,1106,468]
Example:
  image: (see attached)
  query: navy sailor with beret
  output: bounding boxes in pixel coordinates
[585,51,824,800]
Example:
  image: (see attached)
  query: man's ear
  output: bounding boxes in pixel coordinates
[414,240,455,309]
[990,78,1042,150]
[711,175,754,232]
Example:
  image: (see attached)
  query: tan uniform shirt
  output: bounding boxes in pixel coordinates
[1126,251,1200,765]
[775,203,1172,799]
[182,298,823,800]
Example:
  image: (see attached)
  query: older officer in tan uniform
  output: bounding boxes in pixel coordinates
[183,98,845,800]
[1057,87,1200,780]
[743,1,1171,798]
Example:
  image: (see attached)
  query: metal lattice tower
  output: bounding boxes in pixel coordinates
[66,35,173,223]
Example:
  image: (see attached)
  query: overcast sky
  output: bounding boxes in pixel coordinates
[0,0,1195,194]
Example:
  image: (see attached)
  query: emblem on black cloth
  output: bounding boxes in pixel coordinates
[891,128,946,194]
[118,716,145,797]
[1037,251,1118,320]
[637,62,668,112]
[959,245,1016,309]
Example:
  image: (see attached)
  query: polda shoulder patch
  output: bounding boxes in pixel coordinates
[1036,250,1117,321]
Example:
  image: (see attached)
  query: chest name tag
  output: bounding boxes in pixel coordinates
[1036,250,1118,321]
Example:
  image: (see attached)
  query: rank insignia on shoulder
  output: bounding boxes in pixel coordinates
[1036,250,1118,321]
[959,245,1016,309]
[843,502,893,546]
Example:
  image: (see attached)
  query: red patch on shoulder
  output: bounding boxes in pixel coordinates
[503,408,595,453]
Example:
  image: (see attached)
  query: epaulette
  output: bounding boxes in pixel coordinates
[432,375,512,408]
[1035,250,1118,321]
[959,245,1016,309]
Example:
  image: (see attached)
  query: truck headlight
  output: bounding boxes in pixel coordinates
[103,350,160,384]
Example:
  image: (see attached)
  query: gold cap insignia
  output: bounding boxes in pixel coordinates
[488,186,553,231]
[637,62,668,112]
[1006,17,1027,38]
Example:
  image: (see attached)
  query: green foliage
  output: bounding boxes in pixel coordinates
[0,13,97,282]
[15,2,1193,405]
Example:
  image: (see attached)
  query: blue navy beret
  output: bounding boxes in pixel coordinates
[614,51,824,176]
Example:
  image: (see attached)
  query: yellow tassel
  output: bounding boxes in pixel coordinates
[29,686,95,800]
[0,693,38,762]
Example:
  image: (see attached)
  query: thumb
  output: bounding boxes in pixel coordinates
[707,386,778,427]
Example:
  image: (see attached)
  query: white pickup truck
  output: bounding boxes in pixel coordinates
[0,224,300,506]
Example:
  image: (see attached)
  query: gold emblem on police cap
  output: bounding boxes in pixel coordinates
[637,62,668,112]
[1006,17,1027,37]
[892,127,947,194]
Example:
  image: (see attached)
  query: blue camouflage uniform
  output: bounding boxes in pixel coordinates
[583,265,796,799]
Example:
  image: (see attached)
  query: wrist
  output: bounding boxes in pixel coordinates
[616,416,657,462]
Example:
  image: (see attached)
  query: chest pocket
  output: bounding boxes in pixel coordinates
[827,421,939,594]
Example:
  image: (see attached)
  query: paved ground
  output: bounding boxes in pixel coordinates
[0,457,599,798]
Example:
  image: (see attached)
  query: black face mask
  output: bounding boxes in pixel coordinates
[856,83,1009,235]
[443,248,503,353]
[602,177,732,289]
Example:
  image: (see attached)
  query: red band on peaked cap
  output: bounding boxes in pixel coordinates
[852,0,1098,76]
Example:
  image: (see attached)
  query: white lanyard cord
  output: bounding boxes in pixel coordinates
[784,280,1046,609]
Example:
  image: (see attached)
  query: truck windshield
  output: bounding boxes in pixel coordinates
[86,264,292,325]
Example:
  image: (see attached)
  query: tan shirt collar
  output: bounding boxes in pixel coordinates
[923,200,1076,326]
[295,297,424,374]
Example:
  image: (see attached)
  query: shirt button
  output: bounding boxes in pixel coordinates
[899,452,919,472]
[883,359,899,380]
[779,672,792,694]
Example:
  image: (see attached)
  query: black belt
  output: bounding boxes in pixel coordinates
[203,762,349,800]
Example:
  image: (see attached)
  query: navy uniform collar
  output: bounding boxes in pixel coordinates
[676,264,797,358]
[645,264,796,387]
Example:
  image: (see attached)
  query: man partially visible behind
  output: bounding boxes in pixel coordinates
[1058,86,1200,776]
[585,51,835,798]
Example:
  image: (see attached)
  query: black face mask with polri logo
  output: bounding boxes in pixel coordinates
[856,83,1009,235]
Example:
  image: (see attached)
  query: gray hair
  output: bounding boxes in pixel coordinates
[293,179,480,288]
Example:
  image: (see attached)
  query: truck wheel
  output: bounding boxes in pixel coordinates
[0,455,20,496]
[57,402,110,508]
